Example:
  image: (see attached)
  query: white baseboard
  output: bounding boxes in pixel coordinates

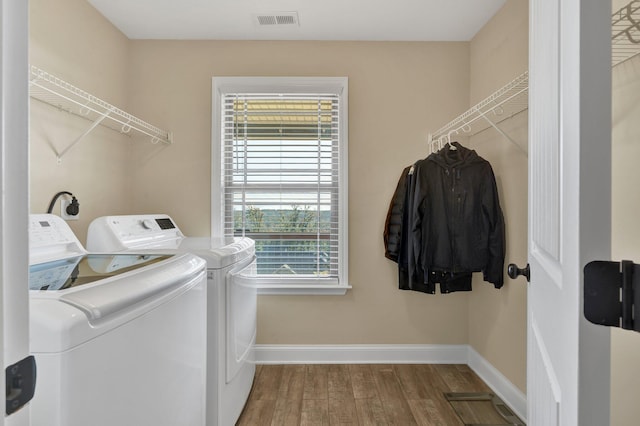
[254,344,468,364]
[254,343,527,423]
[466,346,527,423]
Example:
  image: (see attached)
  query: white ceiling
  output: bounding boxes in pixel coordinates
[87,0,506,41]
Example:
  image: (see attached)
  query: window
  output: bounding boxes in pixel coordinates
[212,77,349,294]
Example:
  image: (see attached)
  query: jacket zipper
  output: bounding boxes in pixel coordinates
[450,167,457,273]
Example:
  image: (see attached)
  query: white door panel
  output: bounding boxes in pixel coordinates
[528,0,612,425]
[1,0,31,424]
[529,321,560,426]
[529,0,569,422]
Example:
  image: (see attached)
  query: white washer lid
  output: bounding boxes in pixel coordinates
[31,253,205,321]
[93,237,255,269]
[30,253,206,352]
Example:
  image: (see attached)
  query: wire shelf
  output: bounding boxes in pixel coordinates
[29,66,172,160]
[427,0,639,155]
[428,71,528,154]
[612,0,640,67]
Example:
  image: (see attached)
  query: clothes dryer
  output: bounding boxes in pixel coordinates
[28,214,207,426]
[86,214,257,426]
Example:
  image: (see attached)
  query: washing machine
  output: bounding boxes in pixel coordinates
[28,214,208,426]
[86,214,257,426]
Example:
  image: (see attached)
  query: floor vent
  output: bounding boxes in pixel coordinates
[445,392,526,425]
[255,12,299,26]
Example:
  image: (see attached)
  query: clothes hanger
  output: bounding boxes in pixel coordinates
[447,131,458,150]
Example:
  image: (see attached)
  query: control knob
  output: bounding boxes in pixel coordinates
[141,219,154,230]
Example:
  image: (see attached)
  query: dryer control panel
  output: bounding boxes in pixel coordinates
[29,214,86,264]
[87,214,184,251]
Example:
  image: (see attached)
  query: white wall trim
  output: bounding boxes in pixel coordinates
[254,344,527,423]
[255,344,468,365]
[466,346,527,423]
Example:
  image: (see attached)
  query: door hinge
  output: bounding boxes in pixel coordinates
[5,355,37,415]
[584,260,639,333]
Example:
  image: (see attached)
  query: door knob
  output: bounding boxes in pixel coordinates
[508,263,530,282]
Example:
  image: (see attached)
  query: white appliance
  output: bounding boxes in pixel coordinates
[28,214,208,426]
[86,214,257,426]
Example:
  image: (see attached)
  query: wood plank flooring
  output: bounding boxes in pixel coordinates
[236,364,509,426]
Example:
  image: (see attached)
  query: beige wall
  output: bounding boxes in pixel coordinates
[611,53,640,426]
[28,0,525,371]
[29,0,133,243]
[126,40,474,344]
[467,0,529,393]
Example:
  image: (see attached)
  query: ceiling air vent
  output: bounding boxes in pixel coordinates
[255,12,299,27]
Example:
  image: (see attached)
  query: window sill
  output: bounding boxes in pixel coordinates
[233,270,350,295]
[257,284,351,295]
[251,277,351,295]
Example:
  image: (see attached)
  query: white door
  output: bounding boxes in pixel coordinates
[527,0,612,425]
[1,0,31,424]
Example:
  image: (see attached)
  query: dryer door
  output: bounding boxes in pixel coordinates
[225,257,257,383]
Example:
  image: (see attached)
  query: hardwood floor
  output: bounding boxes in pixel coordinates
[236,364,511,426]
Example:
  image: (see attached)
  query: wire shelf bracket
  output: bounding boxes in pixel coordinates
[29,66,173,163]
[427,71,528,155]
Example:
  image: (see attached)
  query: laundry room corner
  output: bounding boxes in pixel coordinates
[465,0,529,396]
[29,0,134,243]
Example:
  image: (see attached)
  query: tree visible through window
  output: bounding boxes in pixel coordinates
[235,204,331,275]
[213,78,347,287]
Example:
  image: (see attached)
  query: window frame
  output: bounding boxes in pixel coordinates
[212,77,350,295]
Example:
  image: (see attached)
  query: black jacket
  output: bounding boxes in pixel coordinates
[384,142,505,291]
[383,165,411,262]
[383,165,425,291]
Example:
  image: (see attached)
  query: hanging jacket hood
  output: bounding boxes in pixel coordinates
[428,141,484,170]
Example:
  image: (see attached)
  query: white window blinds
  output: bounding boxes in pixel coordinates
[221,93,342,280]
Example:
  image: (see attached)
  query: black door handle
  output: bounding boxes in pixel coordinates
[508,263,530,282]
